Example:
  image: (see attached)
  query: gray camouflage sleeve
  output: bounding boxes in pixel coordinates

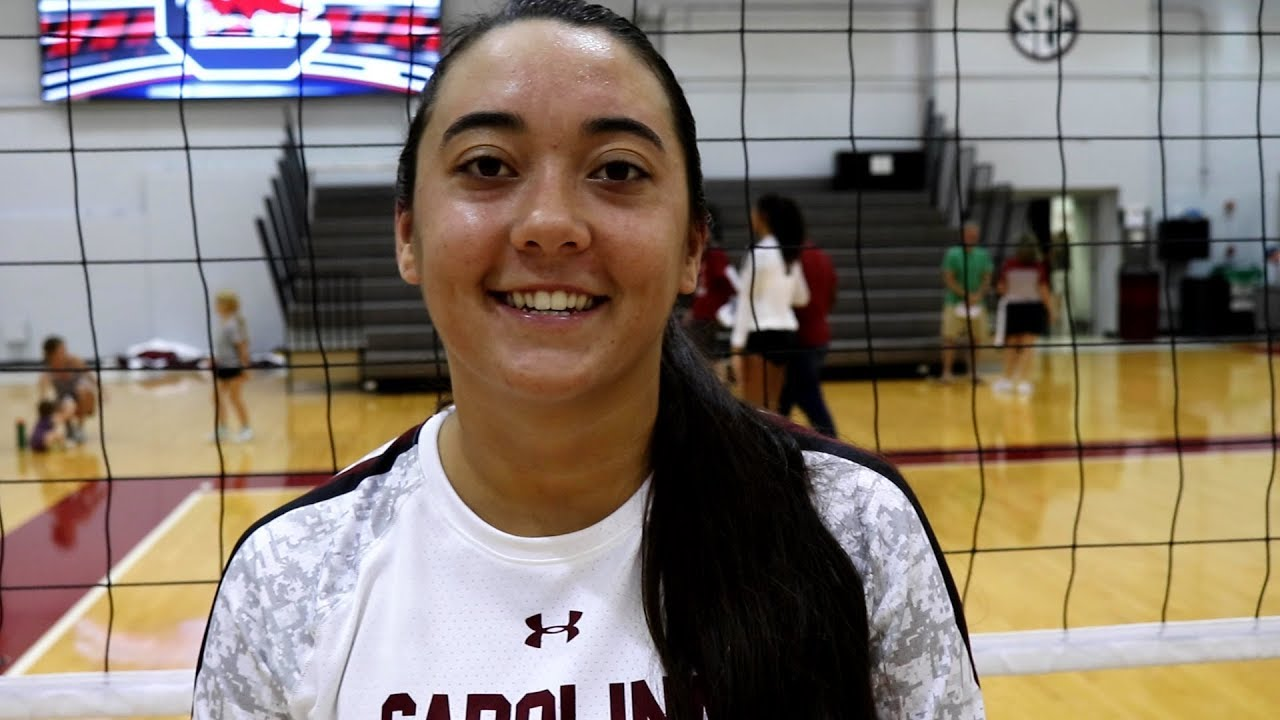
[811,457,985,719]
[192,530,296,719]
[861,482,985,719]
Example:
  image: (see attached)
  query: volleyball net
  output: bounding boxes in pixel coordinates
[0,0,1278,717]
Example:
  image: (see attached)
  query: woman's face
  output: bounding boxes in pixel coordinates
[395,20,704,404]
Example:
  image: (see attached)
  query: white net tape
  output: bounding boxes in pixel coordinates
[0,669,191,720]
[973,616,1280,677]
[1,618,1277,718]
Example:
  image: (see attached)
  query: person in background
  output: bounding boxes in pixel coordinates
[29,399,73,452]
[939,222,993,384]
[731,194,810,411]
[993,237,1054,396]
[778,238,838,437]
[37,335,95,444]
[211,291,253,443]
[684,204,737,380]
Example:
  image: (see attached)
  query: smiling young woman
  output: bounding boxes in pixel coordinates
[192,2,986,718]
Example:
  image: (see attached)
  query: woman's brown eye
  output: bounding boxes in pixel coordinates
[474,156,505,177]
[599,161,644,182]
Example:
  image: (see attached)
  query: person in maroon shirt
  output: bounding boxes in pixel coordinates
[684,205,737,377]
[779,240,838,437]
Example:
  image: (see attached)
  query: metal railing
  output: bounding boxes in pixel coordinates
[256,120,312,314]
[255,121,365,355]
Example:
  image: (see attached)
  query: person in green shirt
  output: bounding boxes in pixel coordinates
[939,222,994,383]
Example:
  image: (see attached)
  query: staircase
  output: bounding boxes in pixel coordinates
[302,178,444,389]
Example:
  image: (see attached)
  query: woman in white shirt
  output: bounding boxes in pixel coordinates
[731,193,810,410]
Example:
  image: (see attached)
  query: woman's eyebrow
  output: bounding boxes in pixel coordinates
[441,111,525,146]
[583,117,665,152]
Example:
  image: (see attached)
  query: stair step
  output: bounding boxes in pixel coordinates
[829,311,939,340]
[311,216,395,237]
[366,324,444,352]
[295,277,419,303]
[302,256,400,276]
[362,348,450,384]
[834,288,942,314]
[705,181,929,204]
[727,245,949,268]
[309,236,393,258]
[836,266,938,291]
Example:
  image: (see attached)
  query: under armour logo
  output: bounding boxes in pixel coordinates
[525,611,583,648]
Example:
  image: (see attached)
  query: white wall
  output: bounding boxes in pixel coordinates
[659,3,927,178]
[930,0,1280,333]
[933,0,1280,253]
[1165,0,1280,272]
[932,0,1156,204]
[0,1,414,362]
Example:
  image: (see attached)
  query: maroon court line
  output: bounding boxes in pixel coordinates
[0,473,326,673]
[884,433,1280,466]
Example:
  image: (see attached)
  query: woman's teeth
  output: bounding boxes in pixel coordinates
[504,290,596,312]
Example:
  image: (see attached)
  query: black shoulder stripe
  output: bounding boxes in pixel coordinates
[193,421,425,685]
[788,424,980,685]
[223,420,424,565]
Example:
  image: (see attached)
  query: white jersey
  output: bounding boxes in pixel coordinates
[729,234,811,350]
[193,408,985,719]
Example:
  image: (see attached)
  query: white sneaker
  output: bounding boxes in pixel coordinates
[209,426,230,443]
[992,378,1013,394]
[1016,381,1033,396]
[235,427,255,443]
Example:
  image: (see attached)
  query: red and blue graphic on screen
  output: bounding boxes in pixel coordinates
[39,0,441,101]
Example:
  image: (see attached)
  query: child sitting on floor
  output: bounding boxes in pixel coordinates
[29,399,74,452]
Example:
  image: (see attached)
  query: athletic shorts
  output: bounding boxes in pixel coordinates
[941,306,991,344]
[215,367,244,381]
[745,330,797,366]
[1005,302,1048,336]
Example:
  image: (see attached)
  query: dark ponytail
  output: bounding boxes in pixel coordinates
[754,193,806,267]
[646,318,877,719]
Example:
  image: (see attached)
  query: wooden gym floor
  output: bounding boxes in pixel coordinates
[0,344,1278,718]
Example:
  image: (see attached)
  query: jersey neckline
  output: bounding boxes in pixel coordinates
[416,407,650,565]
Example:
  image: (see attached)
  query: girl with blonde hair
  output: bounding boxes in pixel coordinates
[211,290,253,442]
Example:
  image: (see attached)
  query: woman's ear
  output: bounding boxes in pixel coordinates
[395,205,420,285]
[680,221,709,295]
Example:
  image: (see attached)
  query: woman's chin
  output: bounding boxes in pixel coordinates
[457,354,603,405]
[449,341,660,407]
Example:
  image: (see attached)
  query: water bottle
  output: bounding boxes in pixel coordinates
[16,419,26,450]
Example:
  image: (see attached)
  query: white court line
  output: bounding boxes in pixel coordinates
[1038,339,1248,355]
[5,484,213,677]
